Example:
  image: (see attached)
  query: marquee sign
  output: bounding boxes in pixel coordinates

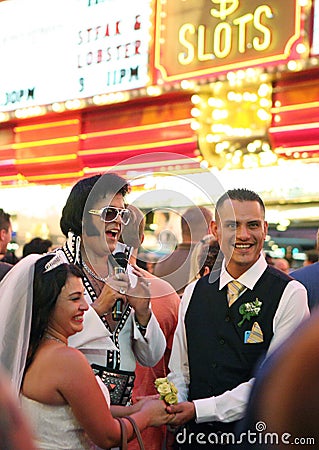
[0,0,152,113]
[155,0,307,82]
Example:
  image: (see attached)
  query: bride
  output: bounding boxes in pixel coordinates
[0,253,172,449]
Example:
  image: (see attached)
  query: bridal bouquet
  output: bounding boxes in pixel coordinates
[154,377,178,405]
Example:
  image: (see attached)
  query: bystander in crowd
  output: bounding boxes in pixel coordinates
[154,206,213,296]
[0,208,13,281]
[291,227,319,311]
[22,237,53,258]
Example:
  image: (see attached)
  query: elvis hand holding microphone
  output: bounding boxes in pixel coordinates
[112,252,129,321]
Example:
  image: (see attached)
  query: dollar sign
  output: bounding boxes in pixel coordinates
[210,0,239,21]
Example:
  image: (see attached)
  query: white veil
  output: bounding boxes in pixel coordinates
[0,254,43,395]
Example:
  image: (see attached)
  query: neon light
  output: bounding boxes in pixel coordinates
[210,0,239,20]
[14,119,79,133]
[13,136,79,150]
[83,160,202,175]
[80,119,192,140]
[253,6,272,51]
[0,174,20,182]
[79,136,197,156]
[270,122,319,133]
[214,22,232,58]
[233,13,254,54]
[16,154,78,165]
[178,24,195,65]
[275,144,319,153]
[25,171,84,182]
[271,101,319,113]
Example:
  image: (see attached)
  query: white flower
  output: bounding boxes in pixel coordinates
[238,298,263,327]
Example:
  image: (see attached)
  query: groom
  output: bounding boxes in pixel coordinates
[167,188,309,449]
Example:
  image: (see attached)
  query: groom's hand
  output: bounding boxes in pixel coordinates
[166,401,196,426]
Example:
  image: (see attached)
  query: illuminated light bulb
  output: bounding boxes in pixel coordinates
[191,94,201,104]
[259,151,277,166]
[146,85,162,96]
[191,107,201,118]
[215,143,224,153]
[260,98,270,107]
[226,72,236,82]
[212,109,228,120]
[296,43,307,54]
[232,155,241,165]
[258,83,270,97]
[0,112,9,122]
[245,68,256,79]
[52,103,64,112]
[191,121,200,131]
[274,115,281,123]
[274,100,281,107]
[181,80,194,90]
[293,152,300,158]
[287,60,298,71]
[301,152,309,158]
[247,143,257,153]
[260,73,269,82]
[227,91,236,102]
[200,160,209,169]
[262,142,271,151]
[257,107,270,120]
[206,134,215,143]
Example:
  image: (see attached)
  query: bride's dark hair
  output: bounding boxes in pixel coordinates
[24,255,83,373]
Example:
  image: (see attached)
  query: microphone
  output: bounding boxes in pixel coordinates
[112,252,129,321]
[113,252,129,270]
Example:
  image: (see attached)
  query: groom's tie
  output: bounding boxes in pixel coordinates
[227,280,245,307]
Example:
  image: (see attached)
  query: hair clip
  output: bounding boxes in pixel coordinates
[44,253,66,273]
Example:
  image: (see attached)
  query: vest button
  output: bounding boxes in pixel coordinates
[225,316,230,322]
[211,362,217,368]
[219,338,225,345]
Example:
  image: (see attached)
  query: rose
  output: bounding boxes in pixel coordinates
[157,382,172,396]
[154,377,178,405]
[164,393,178,405]
[154,377,167,387]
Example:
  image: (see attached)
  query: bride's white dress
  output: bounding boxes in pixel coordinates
[20,376,110,450]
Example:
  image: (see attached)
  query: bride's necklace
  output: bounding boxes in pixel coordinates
[44,333,67,345]
[82,260,107,283]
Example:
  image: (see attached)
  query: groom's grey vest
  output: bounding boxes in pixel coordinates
[185,266,291,401]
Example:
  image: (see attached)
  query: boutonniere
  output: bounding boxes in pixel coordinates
[238,298,262,327]
[154,377,178,405]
